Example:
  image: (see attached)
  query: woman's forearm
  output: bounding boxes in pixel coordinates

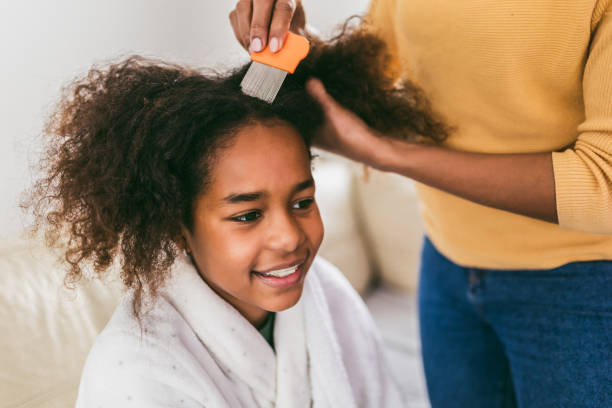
[376,139,558,223]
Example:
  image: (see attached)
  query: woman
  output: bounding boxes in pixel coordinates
[229,1,612,407]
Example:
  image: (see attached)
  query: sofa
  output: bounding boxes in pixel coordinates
[0,152,429,407]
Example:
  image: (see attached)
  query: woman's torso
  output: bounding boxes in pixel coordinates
[370,0,612,269]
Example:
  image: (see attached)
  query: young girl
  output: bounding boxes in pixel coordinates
[30,28,448,407]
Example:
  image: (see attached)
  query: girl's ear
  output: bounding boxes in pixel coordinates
[175,229,192,253]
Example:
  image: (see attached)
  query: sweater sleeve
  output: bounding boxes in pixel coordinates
[552,1,612,234]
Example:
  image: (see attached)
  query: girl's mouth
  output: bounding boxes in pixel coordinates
[257,264,299,278]
[252,259,307,289]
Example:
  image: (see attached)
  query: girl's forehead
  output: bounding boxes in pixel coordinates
[204,122,312,199]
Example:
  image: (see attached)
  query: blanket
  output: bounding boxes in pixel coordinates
[75,255,403,407]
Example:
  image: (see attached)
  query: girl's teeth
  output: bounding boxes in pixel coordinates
[262,265,299,278]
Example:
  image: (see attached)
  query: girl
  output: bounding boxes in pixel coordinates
[30,28,447,407]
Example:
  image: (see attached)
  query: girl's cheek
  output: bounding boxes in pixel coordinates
[221,228,265,258]
[306,209,325,248]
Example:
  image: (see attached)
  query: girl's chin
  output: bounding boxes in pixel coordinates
[259,287,304,313]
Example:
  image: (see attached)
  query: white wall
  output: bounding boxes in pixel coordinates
[0,0,369,238]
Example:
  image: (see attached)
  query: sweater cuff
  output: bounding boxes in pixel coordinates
[552,147,612,234]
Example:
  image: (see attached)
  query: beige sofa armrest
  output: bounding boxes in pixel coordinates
[0,235,122,407]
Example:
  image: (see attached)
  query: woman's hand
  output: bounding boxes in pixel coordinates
[306,78,396,170]
[229,0,306,54]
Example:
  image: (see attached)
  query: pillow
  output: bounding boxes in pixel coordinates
[353,168,425,292]
[0,235,122,407]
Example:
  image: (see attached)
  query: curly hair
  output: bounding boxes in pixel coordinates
[27,25,449,316]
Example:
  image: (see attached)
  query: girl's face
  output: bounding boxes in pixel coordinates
[183,122,324,327]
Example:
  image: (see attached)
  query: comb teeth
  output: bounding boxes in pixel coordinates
[240,61,288,104]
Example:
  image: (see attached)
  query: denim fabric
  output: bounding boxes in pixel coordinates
[418,237,612,408]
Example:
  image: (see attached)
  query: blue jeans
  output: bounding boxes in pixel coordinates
[418,237,612,408]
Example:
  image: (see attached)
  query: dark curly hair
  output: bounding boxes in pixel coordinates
[27,25,449,316]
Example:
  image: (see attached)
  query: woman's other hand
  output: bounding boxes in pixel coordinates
[306,78,396,170]
[229,0,306,54]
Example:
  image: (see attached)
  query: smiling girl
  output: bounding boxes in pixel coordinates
[29,28,448,407]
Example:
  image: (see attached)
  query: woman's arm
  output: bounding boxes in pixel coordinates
[379,140,557,223]
[306,79,558,224]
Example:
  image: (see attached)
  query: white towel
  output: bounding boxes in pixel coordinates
[75,256,404,407]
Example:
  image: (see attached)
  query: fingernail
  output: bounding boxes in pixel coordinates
[251,37,263,53]
[270,37,279,53]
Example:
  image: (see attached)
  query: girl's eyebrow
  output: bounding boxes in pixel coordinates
[292,178,315,194]
[222,178,314,204]
[224,192,262,203]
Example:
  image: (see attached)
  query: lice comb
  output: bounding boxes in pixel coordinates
[241,32,310,104]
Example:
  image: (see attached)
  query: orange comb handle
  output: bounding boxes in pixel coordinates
[250,32,310,74]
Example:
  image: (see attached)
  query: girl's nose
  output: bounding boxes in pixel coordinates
[266,211,305,253]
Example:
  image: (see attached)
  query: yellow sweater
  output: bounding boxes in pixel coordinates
[367,0,612,269]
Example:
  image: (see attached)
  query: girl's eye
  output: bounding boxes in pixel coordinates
[232,211,261,223]
[293,198,314,210]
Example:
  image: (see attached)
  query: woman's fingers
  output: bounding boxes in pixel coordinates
[250,0,275,52]
[307,78,372,133]
[305,79,340,151]
[229,10,248,50]
[268,0,297,52]
[306,78,343,119]
[290,2,307,35]
[230,0,252,50]
[229,1,301,53]
[306,78,386,166]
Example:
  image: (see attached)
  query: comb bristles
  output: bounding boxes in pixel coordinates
[240,62,287,104]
